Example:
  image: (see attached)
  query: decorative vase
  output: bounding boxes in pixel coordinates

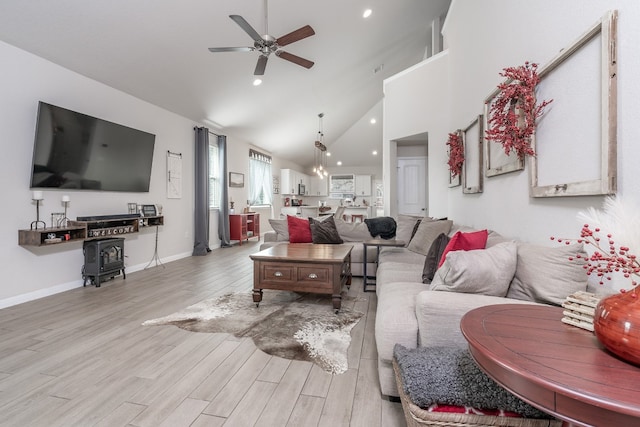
[593,289,640,366]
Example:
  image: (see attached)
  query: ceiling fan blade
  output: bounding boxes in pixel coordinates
[229,15,264,43]
[276,25,315,47]
[208,47,255,53]
[276,51,314,69]
[254,55,268,75]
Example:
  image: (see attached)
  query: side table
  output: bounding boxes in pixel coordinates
[362,239,406,292]
[461,304,640,427]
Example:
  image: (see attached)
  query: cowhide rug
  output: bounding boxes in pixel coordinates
[142,291,364,374]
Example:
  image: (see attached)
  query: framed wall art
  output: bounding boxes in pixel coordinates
[229,172,244,188]
[529,10,617,198]
[483,90,525,177]
[462,115,484,194]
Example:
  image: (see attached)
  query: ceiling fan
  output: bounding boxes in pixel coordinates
[208,0,315,76]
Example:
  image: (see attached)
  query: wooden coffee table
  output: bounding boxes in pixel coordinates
[461,304,640,427]
[249,243,353,313]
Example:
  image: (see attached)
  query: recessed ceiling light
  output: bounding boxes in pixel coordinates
[372,150,378,155]
[326,152,331,156]
[363,9,372,18]
[370,118,376,124]
[253,78,262,86]
[337,161,342,166]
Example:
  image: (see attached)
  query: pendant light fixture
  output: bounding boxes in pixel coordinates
[313,113,329,178]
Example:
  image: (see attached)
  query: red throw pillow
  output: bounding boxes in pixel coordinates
[438,229,488,268]
[287,215,313,243]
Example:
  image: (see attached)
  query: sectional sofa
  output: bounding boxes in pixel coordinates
[374,215,590,398]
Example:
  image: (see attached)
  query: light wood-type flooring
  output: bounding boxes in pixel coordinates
[0,240,405,426]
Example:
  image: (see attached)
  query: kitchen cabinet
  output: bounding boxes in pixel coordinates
[281,169,310,195]
[355,175,372,196]
[309,176,328,196]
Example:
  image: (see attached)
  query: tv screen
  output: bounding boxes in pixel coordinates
[30,102,156,192]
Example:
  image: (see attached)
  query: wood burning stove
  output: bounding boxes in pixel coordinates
[82,238,126,287]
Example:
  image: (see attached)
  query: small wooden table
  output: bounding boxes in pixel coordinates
[250,243,353,312]
[461,304,640,427]
[362,239,406,292]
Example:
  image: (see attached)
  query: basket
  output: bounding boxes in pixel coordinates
[392,358,561,427]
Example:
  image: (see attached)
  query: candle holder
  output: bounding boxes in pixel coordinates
[58,195,71,227]
[30,198,46,230]
[60,201,70,227]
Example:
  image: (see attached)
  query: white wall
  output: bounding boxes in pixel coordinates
[383,50,450,218]
[0,40,302,307]
[384,0,640,245]
[0,40,196,307]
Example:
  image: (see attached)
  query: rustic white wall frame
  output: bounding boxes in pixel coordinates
[529,10,617,198]
[448,129,462,188]
[462,115,484,194]
[483,89,525,177]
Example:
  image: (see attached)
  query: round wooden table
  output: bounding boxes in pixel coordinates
[461,304,640,427]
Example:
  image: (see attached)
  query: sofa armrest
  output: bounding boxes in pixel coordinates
[263,231,278,242]
[415,290,543,349]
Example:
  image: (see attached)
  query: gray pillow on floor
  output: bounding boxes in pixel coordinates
[393,344,552,419]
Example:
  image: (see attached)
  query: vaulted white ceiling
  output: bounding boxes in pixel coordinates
[0,0,450,168]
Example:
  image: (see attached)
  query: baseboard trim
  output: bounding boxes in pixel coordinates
[0,251,192,309]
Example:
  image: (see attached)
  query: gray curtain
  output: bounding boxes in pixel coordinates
[193,127,211,255]
[218,135,231,247]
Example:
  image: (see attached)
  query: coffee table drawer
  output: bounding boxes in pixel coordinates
[297,266,330,284]
[262,264,295,282]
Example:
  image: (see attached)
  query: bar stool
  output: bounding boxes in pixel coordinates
[352,214,364,223]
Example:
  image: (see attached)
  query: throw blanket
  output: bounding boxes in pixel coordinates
[393,344,552,419]
[364,217,396,239]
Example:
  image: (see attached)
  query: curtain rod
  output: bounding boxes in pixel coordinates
[193,126,221,137]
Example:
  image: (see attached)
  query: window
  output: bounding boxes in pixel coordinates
[248,149,272,206]
[209,140,220,209]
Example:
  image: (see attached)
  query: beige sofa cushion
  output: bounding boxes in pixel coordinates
[430,242,517,297]
[407,220,453,256]
[334,217,372,242]
[375,282,428,363]
[415,290,541,349]
[395,214,424,246]
[507,242,588,305]
[268,219,290,241]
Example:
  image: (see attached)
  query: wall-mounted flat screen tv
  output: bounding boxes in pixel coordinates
[30,102,156,192]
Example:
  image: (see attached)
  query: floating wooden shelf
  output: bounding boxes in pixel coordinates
[18,215,164,247]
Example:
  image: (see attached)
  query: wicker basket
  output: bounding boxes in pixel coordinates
[392,358,561,427]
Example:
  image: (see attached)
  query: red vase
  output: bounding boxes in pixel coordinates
[593,289,640,366]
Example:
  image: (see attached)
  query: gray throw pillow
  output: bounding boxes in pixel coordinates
[395,214,424,247]
[430,242,518,297]
[334,217,372,242]
[309,216,343,244]
[422,233,450,284]
[407,220,453,256]
[268,219,290,241]
[507,242,588,306]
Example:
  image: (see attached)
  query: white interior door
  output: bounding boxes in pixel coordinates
[397,157,427,216]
